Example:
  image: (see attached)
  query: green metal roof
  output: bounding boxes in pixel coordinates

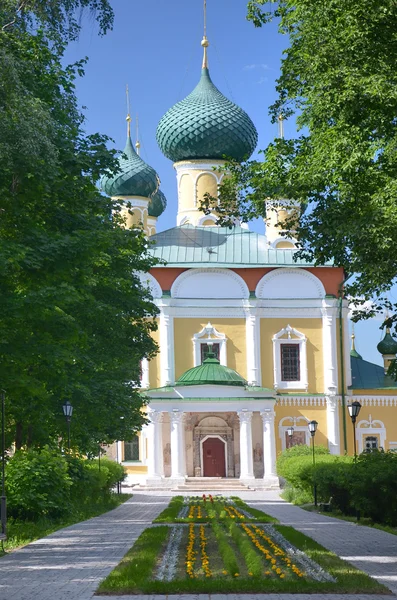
[350,355,397,389]
[156,67,258,163]
[148,225,331,267]
[350,348,363,359]
[149,188,167,218]
[101,136,159,198]
[176,355,247,387]
[377,330,397,355]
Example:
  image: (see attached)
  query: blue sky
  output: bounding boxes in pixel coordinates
[64,0,390,366]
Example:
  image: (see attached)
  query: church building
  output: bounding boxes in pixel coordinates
[102,29,397,489]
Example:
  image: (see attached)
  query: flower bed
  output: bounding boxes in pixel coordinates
[97,496,390,595]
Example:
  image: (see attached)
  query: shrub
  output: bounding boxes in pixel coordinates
[313,461,355,514]
[66,456,125,504]
[6,447,72,519]
[352,451,397,526]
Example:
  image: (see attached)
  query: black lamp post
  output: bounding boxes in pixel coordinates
[1,389,6,539]
[62,401,73,452]
[308,420,318,506]
[287,426,294,447]
[348,401,361,460]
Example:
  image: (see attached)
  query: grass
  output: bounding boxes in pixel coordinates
[98,495,390,595]
[0,493,132,555]
[153,495,277,523]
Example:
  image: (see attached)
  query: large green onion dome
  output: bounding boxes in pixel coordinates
[176,353,247,387]
[101,136,159,198]
[148,188,167,218]
[377,329,397,355]
[156,67,258,163]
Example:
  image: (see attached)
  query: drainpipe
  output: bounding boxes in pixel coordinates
[338,273,353,454]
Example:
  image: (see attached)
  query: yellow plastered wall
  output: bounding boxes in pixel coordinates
[342,402,397,454]
[260,319,324,393]
[173,318,247,380]
[196,173,218,206]
[148,324,160,389]
[274,404,328,456]
[178,174,194,212]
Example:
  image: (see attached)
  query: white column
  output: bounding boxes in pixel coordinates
[116,441,122,463]
[326,393,340,455]
[146,411,164,479]
[342,302,352,387]
[238,410,255,480]
[261,410,277,478]
[322,303,338,392]
[159,309,174,386]
[246,313,261,386]
[140,358,150,389]
[322,302,340,454]
[170,410,186,480]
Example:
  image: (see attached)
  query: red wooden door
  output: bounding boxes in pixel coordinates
[203,438,226,477]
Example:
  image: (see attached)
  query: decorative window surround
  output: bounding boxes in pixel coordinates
[197,214,218,226]
[272,325,308,391]
[279,416,310,451]
[193,322,227,366]
[269,236,297,249]
[356,415,386,453]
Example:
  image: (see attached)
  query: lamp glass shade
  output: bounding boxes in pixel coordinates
[308,420,318,434]
[287,426,294,437]
[348,401,361,419]
[62,401,73,418]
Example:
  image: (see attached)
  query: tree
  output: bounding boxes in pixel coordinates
[208,0,397,320]
[0,2,159,453]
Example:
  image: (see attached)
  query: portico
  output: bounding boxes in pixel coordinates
[145,356,278,488]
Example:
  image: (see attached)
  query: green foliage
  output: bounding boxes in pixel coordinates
[229,521,262,577]
[6,449,127,520]
[212,520,240,576]
[153,496,184,523]
[277,446,336,495]
[352,451,397,526]
[313,462,355,515]
[5,448,72,519]
[0,4,158,453]
[210,0,397,323]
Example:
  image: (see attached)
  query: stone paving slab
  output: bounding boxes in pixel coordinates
[1,490,397,600]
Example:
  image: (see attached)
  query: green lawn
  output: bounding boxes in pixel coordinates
[97,496,389,595]
[1,494,132,555]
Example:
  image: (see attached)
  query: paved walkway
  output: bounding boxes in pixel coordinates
[0,490,396,600]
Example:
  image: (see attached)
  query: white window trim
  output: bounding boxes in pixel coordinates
[273,324,308,390]
[279,416,310,451]
[357,415,386,453]
[193,322,227,366]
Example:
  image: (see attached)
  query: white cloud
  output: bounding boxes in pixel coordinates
[243,63,269,71]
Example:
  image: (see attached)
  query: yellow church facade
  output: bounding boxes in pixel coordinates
[102,29,397,488]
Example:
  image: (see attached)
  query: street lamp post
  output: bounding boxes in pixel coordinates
[308,420,318,507]
[62,401,73,452]
[1,390,6,539]
[348,401,362,461]
[287,426,294,448]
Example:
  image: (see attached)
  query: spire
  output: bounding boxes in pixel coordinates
[350,324,362,359]
[278,114,285,139]
[135,114,141,155]
[201,0,209,68]
[126,84,132,138]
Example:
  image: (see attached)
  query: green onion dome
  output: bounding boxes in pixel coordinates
[101,136,159,198]
[148,188,167,218]
[156,67,258,163]
[176,354,247,387]
[377,329,397,355]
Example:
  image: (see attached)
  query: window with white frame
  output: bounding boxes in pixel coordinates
[193,323,227,366]
[364,436,379,452]
[273,324,308,390]
[124,435,140,461]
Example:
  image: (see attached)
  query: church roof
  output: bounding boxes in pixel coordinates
[148,188,167,218]
[176,355,247,387]
[350,355,397,389]
[156,67,257,163]
[101,136,159,198]
[148,225,331,267]
[377,329,397,356]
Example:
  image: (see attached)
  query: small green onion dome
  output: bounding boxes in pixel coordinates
[156,67,258,163]
[350,348,362,360]
[148,188,167,218]
[101,136,159,198]
[176,354,247,387]
[377,329,397,355]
